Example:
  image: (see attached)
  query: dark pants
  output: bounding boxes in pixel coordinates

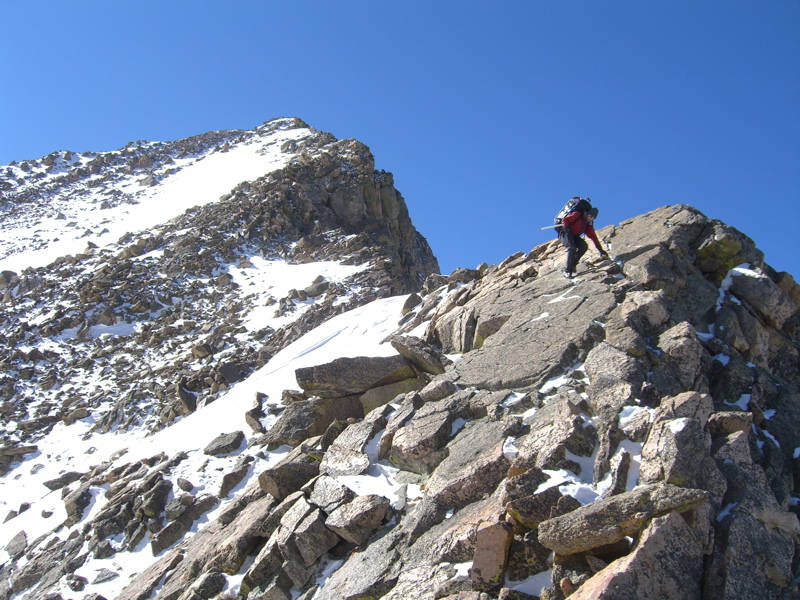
[559,230,588,273]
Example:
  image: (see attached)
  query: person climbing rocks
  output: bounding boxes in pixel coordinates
[558,199,609,278]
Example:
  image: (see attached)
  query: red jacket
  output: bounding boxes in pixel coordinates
[562,209,602,248]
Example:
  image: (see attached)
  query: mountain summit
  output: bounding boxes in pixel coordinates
[1,120,799,600]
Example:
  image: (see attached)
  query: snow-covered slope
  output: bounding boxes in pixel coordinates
[0,294,413,600]
[0,119,313,273]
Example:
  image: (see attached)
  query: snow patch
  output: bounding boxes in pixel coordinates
[506,569,553,596]
[667,418,689,434]
[716,502,738,522]
[503,436,520,461]
[712,353,730,366]
[724,394,751,411]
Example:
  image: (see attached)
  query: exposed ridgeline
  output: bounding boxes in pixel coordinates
[1,192,799,599]
[132,204,798,600]
[0,117,438,445]
[1,116,437,293]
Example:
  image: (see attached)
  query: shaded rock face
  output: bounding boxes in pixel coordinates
[295,355,416,398]
[2,145,800,600]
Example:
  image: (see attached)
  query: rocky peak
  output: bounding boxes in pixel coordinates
[0,118,438,447]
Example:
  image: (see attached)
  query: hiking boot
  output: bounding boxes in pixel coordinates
[562,269,574,279]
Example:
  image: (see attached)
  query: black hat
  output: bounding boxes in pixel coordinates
[588,207,599,218]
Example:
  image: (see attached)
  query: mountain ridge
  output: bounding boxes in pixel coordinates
[1,120,799,600]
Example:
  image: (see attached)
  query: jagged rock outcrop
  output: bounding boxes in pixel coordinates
[280,204,798,599]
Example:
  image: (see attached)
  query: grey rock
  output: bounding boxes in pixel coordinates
[389,390,473,474]
[175,571,226,600]
[639,416,727,506]
[424,418,511,511]
[418,377,458,403]
[657,322,710,391]
[656,391,715,425]
[503,466,550,503]
[359,375,428,414]
[257,446,320,502]
[378,392,424,460]
[470,520,514,594]
[245,392,267,434]
[248,571,294,600]
[706,461,800,598]
[584,342,648,427]
[388,335,453,375]
[93,539,116,559]
[569,511,704,599]
[319,418,382,477]
[325,494,391,546]
[603,448,631,498]
[380,563,458,600]
[42,471,84,491]
[320,444,370,476]
[4,151,800,600]
[406,492,504,567]
[257,396,363,447]
[153,488,274,600]
[729,268,797,329]
[619,289,671,330]
[498,590,538,600]
[428,268,617,391]
[295,355,416,398]
[116,550,184,600]
[390,410,455,474]
[63,482,93,527]
[593,423,626,485]
[537,483,709,555]
[92,568,120,584]
[304,279,330,298]
[506,486,564,530]
[5,530,27,560]
[150,495,218,555]
[289,505,342,566]
[316,528,404,599]
[693,219,764,282]
[165,496,192,521]
[513,394,595,474]
[506,530,552,582]
[243,497,332,593]
[203,430,245,455]
[308,475,357,512]
[402,292,423,314]
[219,455,254,497]
[140,476,172,517]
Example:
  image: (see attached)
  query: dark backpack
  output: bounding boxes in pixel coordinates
[554,197,592,230]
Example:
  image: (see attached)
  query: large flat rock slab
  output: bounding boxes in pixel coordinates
[296,355,415,398]
[537,483,709,555]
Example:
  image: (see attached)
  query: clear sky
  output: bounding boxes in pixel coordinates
[2,1,798,277]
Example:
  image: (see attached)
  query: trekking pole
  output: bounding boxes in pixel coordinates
[539,225,560,231]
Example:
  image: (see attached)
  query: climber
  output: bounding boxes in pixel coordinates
[558,201,609,279]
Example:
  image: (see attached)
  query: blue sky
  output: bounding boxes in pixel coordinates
[2,1,798,277]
